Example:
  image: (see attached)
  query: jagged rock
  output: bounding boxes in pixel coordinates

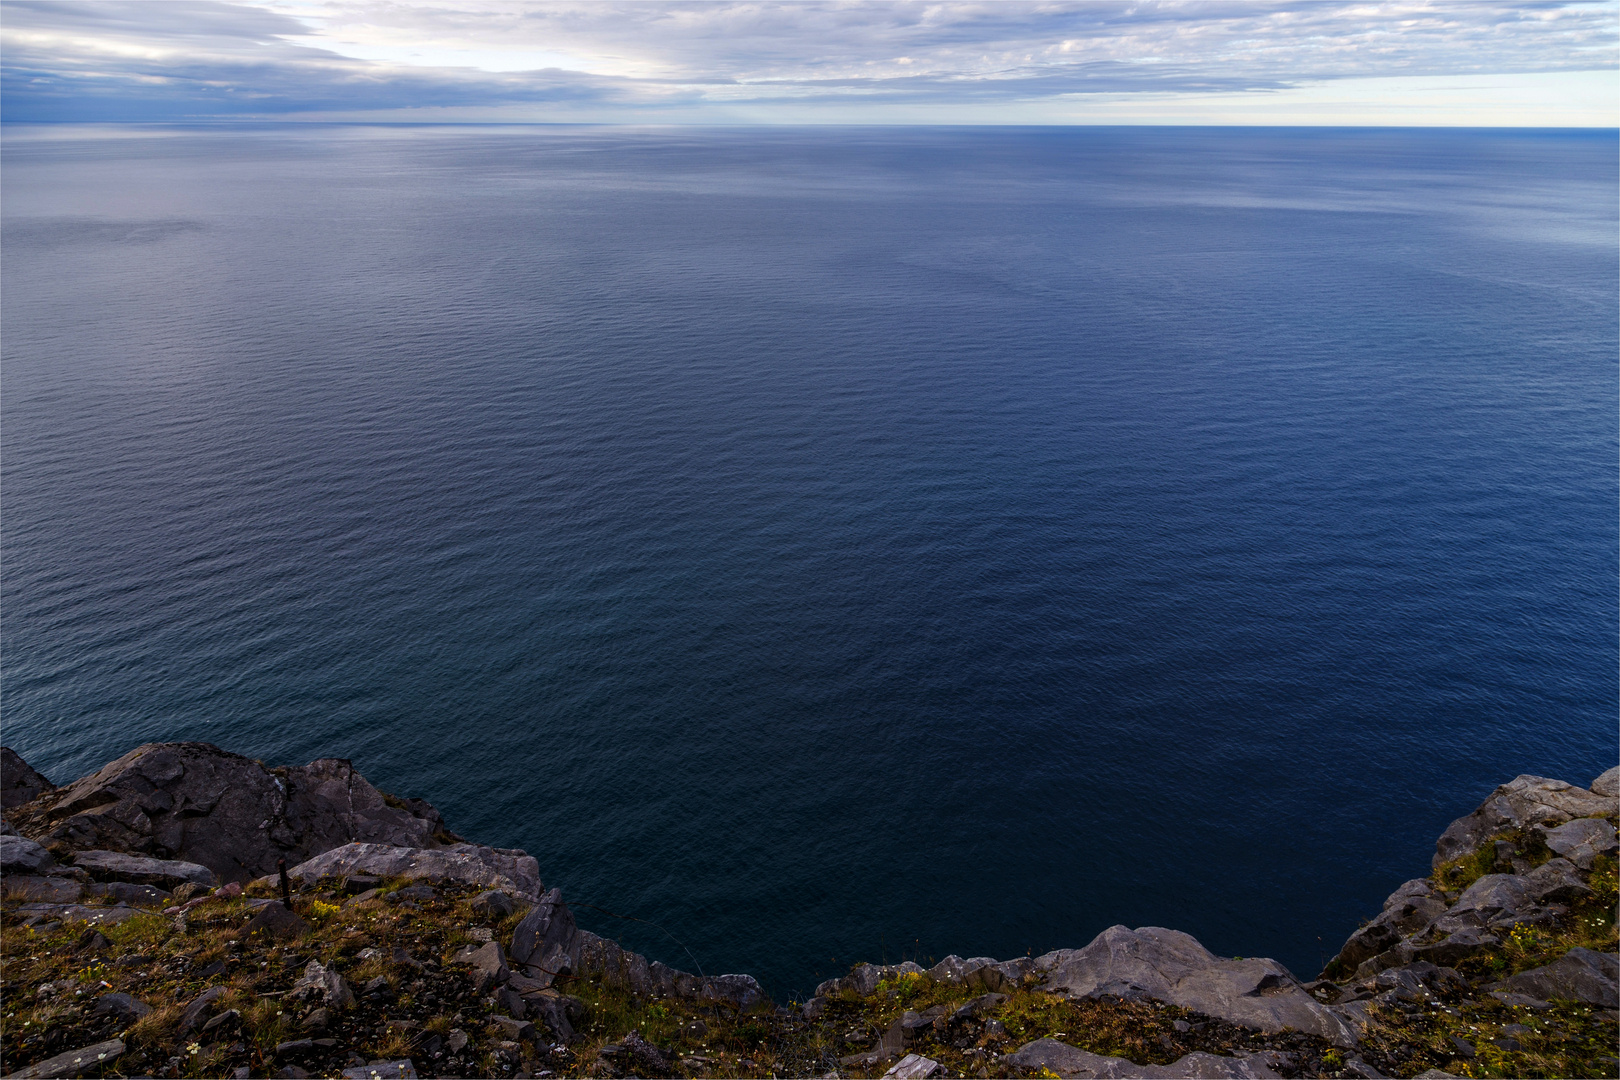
[1,748,55,809]
[510,887,577,981]
[1326,878,1447,974]
[1537,818,1619,870]
[489,1015,538,1044]
[70,849,216,888]
[1040,926,1359,1047]
[276,842,539,900]
[1433,775,1618,868]
[3,1037,125,1079]
[1002,1039,1282,1078]
[1359,962,1465,1006]
[1,833,55,873]
[1445,859,1588,926]
[452,940,510,992]
[520,988,581,1043]
[91,992,152,1023]
[1520,857,1593,903]
[1592,767,1620,798]
[948,992,1008,1025]
[702,973,770,1010]
[574,929,655,997]
[177,986,227,1037]
[291,961,355,1008]
[901,1006,947,1035]
[202,1009,242,1037]
[603,1031,671,1075]
[841,1018,908,1069]
[923,955,1000,988]
[6,743,459,884]
[2,875,83,903]
[1491,947,1618,1007]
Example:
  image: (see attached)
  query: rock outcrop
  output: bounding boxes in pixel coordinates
[1432,769,1618,867]
[3,742,1614,1080]
[1325,766,1618,982]
[3,743,460,884]
[1036,926,1359,1047]
[506,885,769,1011]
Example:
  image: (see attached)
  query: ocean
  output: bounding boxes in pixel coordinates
[2,125,1614,996]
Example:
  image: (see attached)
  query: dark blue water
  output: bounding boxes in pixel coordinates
[3,125,1615,996]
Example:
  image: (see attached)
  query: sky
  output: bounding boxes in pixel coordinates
[1,1,1616,125]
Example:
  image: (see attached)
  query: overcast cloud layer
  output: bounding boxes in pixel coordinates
[2,1,1616,124]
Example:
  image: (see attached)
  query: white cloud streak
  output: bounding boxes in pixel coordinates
[1,1,1615,123]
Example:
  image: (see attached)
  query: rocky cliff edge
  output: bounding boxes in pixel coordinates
[1,744,1614,1080]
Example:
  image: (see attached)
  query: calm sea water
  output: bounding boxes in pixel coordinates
[3,126,1615,995]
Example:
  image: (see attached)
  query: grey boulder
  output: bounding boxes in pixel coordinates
[1002,1039,1281,1078]
[291,961,355,1009]
[1,834,54,874]
[1490,947,1618,1008]
[1040,926,1358,1048]
[71,849,216,889]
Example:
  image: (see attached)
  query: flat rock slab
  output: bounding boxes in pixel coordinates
[4,1037,125,1079]
[884,1053,945,1078]
[1040,926,1359,1048]
[339,1060,418,1079]
[278,842,540,900]
[1003,1039,1281,1078]
[71,849,217,888]
[1,875,83,903]
[1538,817,1620,870]
[1491,947,1618,1008]
[11,903,142,927]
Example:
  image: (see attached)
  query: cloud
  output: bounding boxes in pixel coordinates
[1,0,1614,122]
